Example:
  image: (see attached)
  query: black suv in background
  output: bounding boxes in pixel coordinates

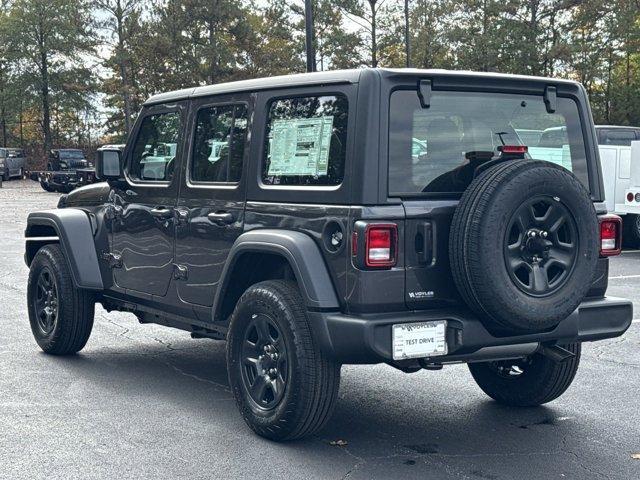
[24,69,632,441]
[39,149,94,193]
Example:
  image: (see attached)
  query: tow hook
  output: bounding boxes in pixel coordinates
[539,344,576,363]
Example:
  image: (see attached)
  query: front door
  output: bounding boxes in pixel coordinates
[110,103,186,297]
[174,97,251,306]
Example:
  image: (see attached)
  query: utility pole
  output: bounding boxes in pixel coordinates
[304,0,316,72]
[404,0,410,68]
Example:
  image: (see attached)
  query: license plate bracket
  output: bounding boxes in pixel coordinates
[392,320,448,360]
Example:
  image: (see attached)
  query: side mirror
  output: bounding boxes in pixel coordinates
[96,149,123,181]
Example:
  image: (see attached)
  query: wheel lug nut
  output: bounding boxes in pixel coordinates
[268,368,277,378]
[542,231,548,238]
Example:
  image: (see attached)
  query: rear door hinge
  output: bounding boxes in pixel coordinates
[173,264,188,280]
[101,252,123,269]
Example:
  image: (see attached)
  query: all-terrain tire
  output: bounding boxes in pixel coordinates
[449,160,599,334]
[40,181,54,192]
[27,244,95,354]
[468,343,581,406]
[227,280,340,441]
[623,214,640,248]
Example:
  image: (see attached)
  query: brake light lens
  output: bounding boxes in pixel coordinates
[365,224,397,267]
[599,215,622,256]
[499,145,528,154]
[628,192,635,202]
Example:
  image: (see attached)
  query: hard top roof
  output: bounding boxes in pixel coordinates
[144,68,582,106]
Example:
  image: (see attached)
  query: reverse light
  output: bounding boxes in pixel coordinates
[365,224,398,268]
[599,215,622,257]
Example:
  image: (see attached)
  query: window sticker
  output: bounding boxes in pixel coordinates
[267,116,334,176]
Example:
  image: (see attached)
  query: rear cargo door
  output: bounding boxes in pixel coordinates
[403,200,460,309]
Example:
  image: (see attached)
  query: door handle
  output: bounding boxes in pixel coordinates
[207,211,234,225]
[150,207,173,219]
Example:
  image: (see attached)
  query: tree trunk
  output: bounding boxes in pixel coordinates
[369,0,377,67]
[116,0,133,134]
[40,46,52,157]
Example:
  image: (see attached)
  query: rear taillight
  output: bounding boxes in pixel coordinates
[599,214,622,256]
[365,224,397,267]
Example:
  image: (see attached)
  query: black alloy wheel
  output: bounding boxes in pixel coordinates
[241,313,288,411]
[34,267,59,336]
[227,280,340,441]
[27,244,95,354]
[504,195,578,297]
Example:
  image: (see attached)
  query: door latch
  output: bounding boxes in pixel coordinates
[173,264,188,280]
[101,251,123,269]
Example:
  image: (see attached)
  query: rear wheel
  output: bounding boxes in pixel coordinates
[469,343,581,406]
[27,244,95,355]
[227,280,340,441]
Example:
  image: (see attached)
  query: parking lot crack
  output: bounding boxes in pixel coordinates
[162,361,231,394]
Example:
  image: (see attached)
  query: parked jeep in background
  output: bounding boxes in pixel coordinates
[0,147,26,180]
[24,69,632,441]
[38,148,96,193]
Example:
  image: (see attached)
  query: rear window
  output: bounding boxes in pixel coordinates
[389,90,589,195]
[597,128,638,146]
[262,94,348,187]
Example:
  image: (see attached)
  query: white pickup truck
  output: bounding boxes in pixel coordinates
[596,125,640,247]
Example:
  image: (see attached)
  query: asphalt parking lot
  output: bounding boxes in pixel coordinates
[0,179,638,480]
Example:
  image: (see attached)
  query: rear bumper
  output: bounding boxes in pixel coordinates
[310,297,633,364]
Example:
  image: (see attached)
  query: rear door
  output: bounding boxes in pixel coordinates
[173,94,251,307]
[109,102,187,297]
[387,82,594,310]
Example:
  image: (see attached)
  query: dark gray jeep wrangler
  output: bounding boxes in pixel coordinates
[24,69,633,441]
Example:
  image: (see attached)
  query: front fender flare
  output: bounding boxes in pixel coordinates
[212,229,340,320]
[25,209,103,290]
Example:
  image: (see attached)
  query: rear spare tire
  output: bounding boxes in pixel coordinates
[450,160,598,334]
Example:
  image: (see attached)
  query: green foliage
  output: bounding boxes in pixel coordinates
[0,0,638,154]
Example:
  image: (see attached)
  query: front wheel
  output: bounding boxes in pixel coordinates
[468,343,581,406]
[27,244,95,355]
[227,280,340,441]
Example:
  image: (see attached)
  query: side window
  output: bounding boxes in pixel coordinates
[262,94,348,186]
[191,104,248,183]
[130,111,181,182]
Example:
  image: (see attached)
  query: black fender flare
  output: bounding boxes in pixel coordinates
[212,229,340,320]
[25,209,103,290]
